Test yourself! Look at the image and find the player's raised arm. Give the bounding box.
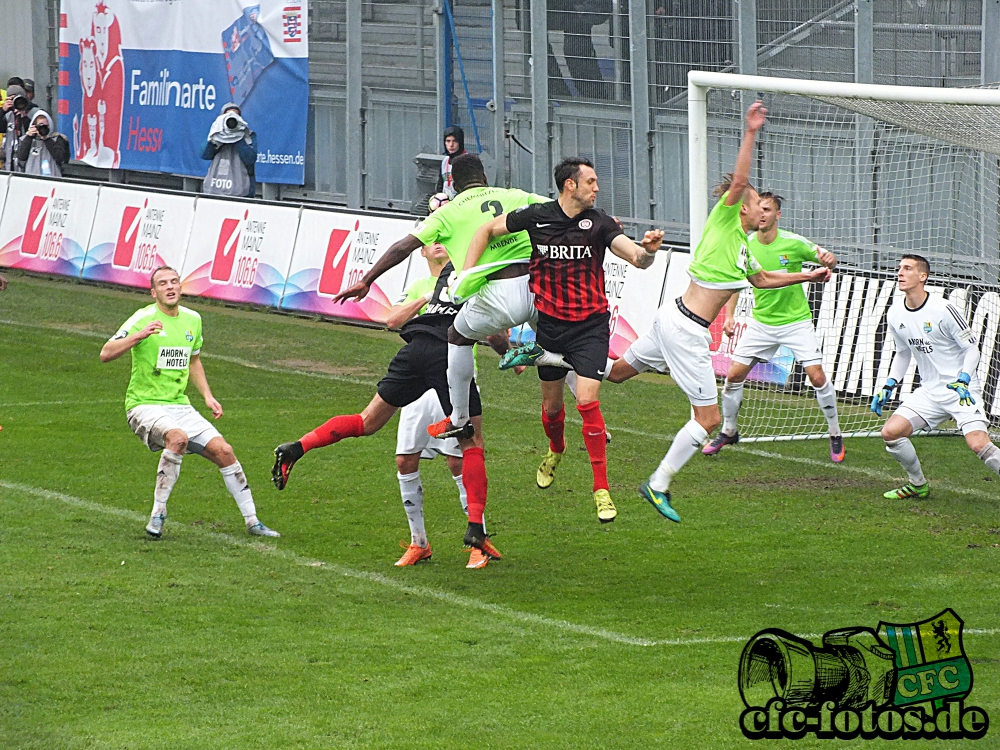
[385,293,432,331]
[609,229,664,269]
[99,319,162,362]
[748,265,831,289]
[462,215,510,272]
[332,233,424,304]
[725,101,767,207]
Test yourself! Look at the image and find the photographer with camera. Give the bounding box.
[17,110,69,177]
[1,83,40,172]
[200,102,257,198]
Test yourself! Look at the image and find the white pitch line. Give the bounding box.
[2,480,998,647]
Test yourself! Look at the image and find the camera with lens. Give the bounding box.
[225,116,240,130]
[739,627,897,709]
[12,95,29,112]
[35,122,49,138]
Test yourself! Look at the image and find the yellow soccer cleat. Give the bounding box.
[593,489,617,523]
[536,449,564,489]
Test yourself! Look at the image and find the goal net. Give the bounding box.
[687,73,1000,442]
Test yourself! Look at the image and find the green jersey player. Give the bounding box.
[703,192,842,461]
[603,101,833,521]
[100,266,279,539]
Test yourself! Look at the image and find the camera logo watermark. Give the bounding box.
[738,609,988,740]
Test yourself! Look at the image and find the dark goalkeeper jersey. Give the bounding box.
[506,201,623,322]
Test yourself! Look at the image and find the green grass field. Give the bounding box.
[2,272,999,749]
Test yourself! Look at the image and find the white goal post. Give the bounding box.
[685,72,1000,442]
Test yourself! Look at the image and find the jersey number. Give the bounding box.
[481,200,503,218]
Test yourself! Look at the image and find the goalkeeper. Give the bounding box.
[871,254,998,499]
[702,192,842,462]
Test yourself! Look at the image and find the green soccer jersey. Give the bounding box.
[112,304,204,412]
[399,275,437,312]
[411,186,550,301]
[747,229,819,327]
[687,192,761,289]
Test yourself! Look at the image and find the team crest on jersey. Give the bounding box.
[923,321,933,333]
[537,244,549,257]
[578,219,593,230]
[779,254,789,266]
[185,330,194,342]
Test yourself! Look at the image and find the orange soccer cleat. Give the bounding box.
[394,541,433,567]
[466,547,490,569]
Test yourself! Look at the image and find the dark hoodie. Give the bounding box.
[436,125,466,197]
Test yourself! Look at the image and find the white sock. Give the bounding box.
[220,462,258,526]
[884,438,926,486]
[565,370,578,399]
[977,443,1000,476]
[453,473,468,515]
[603,357,614,381]
[814,381,841,437]
[152,450,182,517]
[447,343,476,425]
[397,471,427,547]
[721,380,744,436]
[649,420,709,492]
[536,350,571,368]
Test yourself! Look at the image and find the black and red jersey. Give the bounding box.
[505,201,623,322]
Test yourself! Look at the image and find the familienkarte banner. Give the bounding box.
[82,187,195,287]
[180,198,300,306]
[59,1,308,184]
[281,209,419,324]
[0,176,99,277]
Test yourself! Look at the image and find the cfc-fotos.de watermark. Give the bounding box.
[738,609,989,740]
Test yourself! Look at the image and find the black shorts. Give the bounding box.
[377,334,482,418]
[535,310,610,382]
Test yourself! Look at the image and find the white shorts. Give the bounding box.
[623,297,718,407]
[126,404,221,454]
[396,389,462,459]
[732,319,824,368]
[453,274,538,340]
[896,387,989,435]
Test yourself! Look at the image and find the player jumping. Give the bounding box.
[871,254,1000,498]
[271,253,506,563]
[603,102,831,521]
[100,266,280,539]
[703,191,842,461]
[463,157,666,522]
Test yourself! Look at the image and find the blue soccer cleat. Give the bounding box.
[638,481,680,522]
[498,343,546,370]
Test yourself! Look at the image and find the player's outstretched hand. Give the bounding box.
[816,248,837,268]
[722,315,736,339]
[947,373,976,406]
[137,320,163,339]
[746,101,767,132]
[870,378,898,416]
[206,396,224,419]
[641,229,664,253]
[807,267,832,283]
[0,273,8,291]
[332,281,370,304]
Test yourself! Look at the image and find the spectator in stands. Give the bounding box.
[22,79,35,104]
[651,0,733,105]
[436,125,466,199]
[200,102,258,198]
[548,0,613,100]
[1,84,40,172]
[17,110,69,177]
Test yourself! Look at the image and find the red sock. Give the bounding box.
[462,447,487,524]
[299,414,364,453]
[541,405,566,454]
[577,401,608,491]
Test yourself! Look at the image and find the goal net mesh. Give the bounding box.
[702,86,1000,442]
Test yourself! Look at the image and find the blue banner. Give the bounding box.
[59,1,308,185]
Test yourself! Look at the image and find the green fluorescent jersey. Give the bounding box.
[747,229,819,327]
[687,192,761,289]
[112,304,204,412]
[399,274,437,313]
[411,186,550,300]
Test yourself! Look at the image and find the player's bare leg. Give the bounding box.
[804,364,844,462]
[146,428,187,538]
[704,360,753,455]
[272,395,398,490]
[880,414,929,499]
[202,436,279,537]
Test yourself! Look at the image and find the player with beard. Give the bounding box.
[463,157,667,522]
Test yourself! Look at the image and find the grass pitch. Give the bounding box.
[2,272,999,749]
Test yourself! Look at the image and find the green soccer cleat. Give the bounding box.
[536,449,563,489]
[638,480,681,522]
[499,343,545,370]
[883,482,930,500]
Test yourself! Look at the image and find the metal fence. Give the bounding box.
[42,0,1000,271]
